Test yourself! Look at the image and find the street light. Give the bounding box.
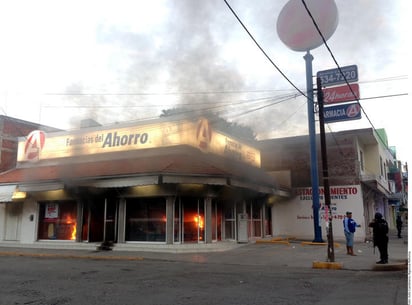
[277,0,339,243]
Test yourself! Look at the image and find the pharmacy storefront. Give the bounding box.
[0,117,289,249]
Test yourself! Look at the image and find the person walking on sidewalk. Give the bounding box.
[369,212,389,264]
[343,211,361,256]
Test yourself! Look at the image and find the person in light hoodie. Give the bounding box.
[343,211,361,256]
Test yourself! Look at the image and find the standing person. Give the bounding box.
[369,212,389,264]
[343,211,361,256]
[396,214,403,238]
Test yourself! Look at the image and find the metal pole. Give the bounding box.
[304,50,323,242]
[316,77,335,262]
[103,198,107,242]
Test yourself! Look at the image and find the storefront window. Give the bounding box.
[38,201,77,240]
[125,198,166,242]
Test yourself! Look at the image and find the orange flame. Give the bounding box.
[71,224,76,240]
[64,215,76,240]
[193,215,204,229]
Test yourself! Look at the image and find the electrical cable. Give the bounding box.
[301,0,403,155]
[223,0,307,99]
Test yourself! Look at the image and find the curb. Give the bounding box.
[0,251,144,261]
[312,261,343,270]
[372,262,407,271]
[301,241,341,248]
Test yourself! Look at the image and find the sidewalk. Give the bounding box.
[0,232,407,271]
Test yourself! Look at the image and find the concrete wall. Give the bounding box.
[272,185,366,242]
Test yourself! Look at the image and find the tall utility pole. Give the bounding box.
[316,77,335,262]
[304,51,323,242]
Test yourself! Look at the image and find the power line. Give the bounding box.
[300,0,398,156]
[359,93,408,101]
[43,88,297,96]
[38,74,406,97]
[223,0,307,99]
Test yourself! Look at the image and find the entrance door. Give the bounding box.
[264,206,272,236]
[247,201,262,238]
[183,198,204,243]
[85,198,117,243]
[174,197,205,243]
[223,205,236,240]
[5,202,22,241]
[211,200,222,241]
[104,198,117,242]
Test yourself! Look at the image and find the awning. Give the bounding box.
[0,184,17,202]
[78,176,160,188]
[162,175,227,185]
[18,182,64,192]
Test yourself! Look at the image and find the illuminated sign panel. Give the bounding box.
[17,119,261,167]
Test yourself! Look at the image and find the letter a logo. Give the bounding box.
[196,118,212,150]
[24,130,46,161]
[346,103,361,118]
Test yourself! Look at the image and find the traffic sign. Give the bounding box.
[323,102,361,123]
[317,65,358,87]
[323,83,360,104]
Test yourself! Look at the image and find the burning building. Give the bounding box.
[0,116,289,249]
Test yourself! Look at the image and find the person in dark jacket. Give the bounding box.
[396,214,403,238]
[369,212,389,264]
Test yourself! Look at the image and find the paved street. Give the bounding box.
[0,233,408,305]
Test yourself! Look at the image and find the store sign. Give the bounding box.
[17,118,261,167]
[317,65,358,87]
[323,103,362,123]
[297,186,363,225]
[323,83,360,104]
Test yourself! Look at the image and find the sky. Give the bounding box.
[0,0,409,163]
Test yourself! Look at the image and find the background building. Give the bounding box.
[259,128,407,242]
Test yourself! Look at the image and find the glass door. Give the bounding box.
[84,198,117,243]
[247,201,263,238]
[104,198,118,243]
[223,202,236,241]
[174,197,205,243]
[212,200,222,241]
[183,198,204,243]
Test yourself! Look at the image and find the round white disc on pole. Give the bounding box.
[277,0,338,52]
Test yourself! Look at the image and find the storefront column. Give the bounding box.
[166,197,174,244]
[117,198,126,243]
[205,197,212,243]
[76,200,83,242]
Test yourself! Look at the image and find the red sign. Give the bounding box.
[196,118,212,150]
[24,130,46,161]
[323,83,360,104]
